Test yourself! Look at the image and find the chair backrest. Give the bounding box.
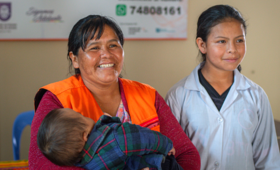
[12,110,35,160]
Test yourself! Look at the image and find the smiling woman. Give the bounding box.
[196,19,246,94]
[28,15,200,170]
[165,4,280,170]
[69,25,124,92]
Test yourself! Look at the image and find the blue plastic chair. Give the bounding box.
[12,110,35,160]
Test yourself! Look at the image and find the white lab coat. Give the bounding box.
[166,63,280,170]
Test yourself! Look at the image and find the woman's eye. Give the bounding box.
[236,39,244,43]
[109,44,117,48]
[90,46,99,50]
[217,40,226,43]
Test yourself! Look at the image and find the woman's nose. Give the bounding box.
[100,47,111,58]
[227,42,237,54]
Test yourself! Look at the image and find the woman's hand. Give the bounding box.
[103,112,112,117]
[168,147,176,156]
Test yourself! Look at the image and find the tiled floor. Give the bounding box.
[275,120,280,149]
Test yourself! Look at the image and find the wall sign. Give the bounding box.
[0,0,188,40]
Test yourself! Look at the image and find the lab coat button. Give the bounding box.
[214,161,219,167]
[218,117,223,122]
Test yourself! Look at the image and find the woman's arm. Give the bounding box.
[155,91,201,170]
[252,90,280,169]
[29,91,83,170]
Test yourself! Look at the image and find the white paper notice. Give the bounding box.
[0,0,188,40]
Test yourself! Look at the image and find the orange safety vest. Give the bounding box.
[35,75,160,132]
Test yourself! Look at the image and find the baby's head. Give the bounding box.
[37,108,95,166]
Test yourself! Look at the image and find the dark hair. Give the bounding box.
[196,5,246,71]
[37,109,87,166]
[67,15,124,75]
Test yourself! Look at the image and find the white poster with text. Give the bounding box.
[0,0,187,40]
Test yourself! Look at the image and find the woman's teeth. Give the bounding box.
[99,64,114,68]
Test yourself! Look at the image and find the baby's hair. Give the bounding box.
[37,108,87,166]
[196,5,246,71]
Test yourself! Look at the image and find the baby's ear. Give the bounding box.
[82,132,88,142]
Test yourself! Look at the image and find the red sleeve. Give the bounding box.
[155,91,201,170]
[28,91,84,170]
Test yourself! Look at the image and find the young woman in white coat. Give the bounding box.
[165,4,280,170]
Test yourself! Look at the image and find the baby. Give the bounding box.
[37,108,177,170]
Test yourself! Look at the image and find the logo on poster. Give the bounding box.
[0,3,11,21]
[26,7,62,22]
[116,4,126,16]
[155,28,174,33]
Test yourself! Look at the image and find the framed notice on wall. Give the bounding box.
[0,0,188,40]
